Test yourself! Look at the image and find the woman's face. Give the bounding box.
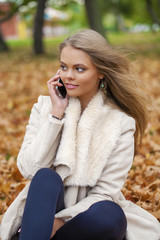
[59,45,103,105]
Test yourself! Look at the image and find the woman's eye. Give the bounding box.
[76,67,85,72]
[60,65,67,71]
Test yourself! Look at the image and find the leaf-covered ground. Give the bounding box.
[0,50,160,224]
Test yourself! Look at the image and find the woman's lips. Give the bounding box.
[65,83,78,89]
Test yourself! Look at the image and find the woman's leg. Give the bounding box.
[19,168,65,240]
[53,200,127,240]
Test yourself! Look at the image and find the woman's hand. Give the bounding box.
[47,70,69,119]
[50,218,65,239]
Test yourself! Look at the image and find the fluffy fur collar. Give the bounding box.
[54,91,124,186]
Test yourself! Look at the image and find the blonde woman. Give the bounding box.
[1,29,160,240]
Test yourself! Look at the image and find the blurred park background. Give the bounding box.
[0,0,160,225]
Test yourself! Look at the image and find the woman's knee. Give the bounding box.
[31,168,63,191]
[91,200,126,225]
[82,200,127,239]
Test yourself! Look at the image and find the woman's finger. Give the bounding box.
[47,80,62,95]
[47,70,60,84]
[47,75,60,84]
[50,81,62,87]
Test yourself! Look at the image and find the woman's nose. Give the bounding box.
[65,69,74,80]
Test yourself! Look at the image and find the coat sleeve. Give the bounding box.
[55,115,135,222]
[17,96,64,180]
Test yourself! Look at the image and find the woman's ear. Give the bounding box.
[99,74,104,80]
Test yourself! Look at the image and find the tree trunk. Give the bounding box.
[33,0,47,54]
[145,0,160,26]
[0,27,9,52]
[84,0,106,38]
[157,0,160,8]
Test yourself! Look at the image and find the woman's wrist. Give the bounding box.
[51,108,64,120]
[52,115,62,121]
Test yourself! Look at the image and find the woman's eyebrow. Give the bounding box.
[59,60,66,65]
[60,60,87,68]
[74,63,88,68]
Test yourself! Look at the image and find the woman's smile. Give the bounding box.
[65,83,79,89]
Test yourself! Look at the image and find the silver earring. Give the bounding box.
[100,79,107,91]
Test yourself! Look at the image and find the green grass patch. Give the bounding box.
[108,31,160,58]
[108,31,160,45]
[4,35,67,60]
[6,38,33,48]
[3,31,160,59]
[6,35,66,49]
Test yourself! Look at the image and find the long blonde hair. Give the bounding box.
[59,29,148,153]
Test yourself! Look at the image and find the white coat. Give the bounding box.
[1,91,160,240]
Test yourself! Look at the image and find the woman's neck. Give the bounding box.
[79,90,99,114]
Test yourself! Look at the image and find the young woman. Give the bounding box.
[1,29,160,240]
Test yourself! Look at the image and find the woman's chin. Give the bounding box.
[67,91,79,98]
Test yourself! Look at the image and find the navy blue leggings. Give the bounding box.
[19,168,127,240]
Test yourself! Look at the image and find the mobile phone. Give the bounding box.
[55,78,67,99]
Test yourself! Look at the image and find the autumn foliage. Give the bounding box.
[0,46,160,224]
